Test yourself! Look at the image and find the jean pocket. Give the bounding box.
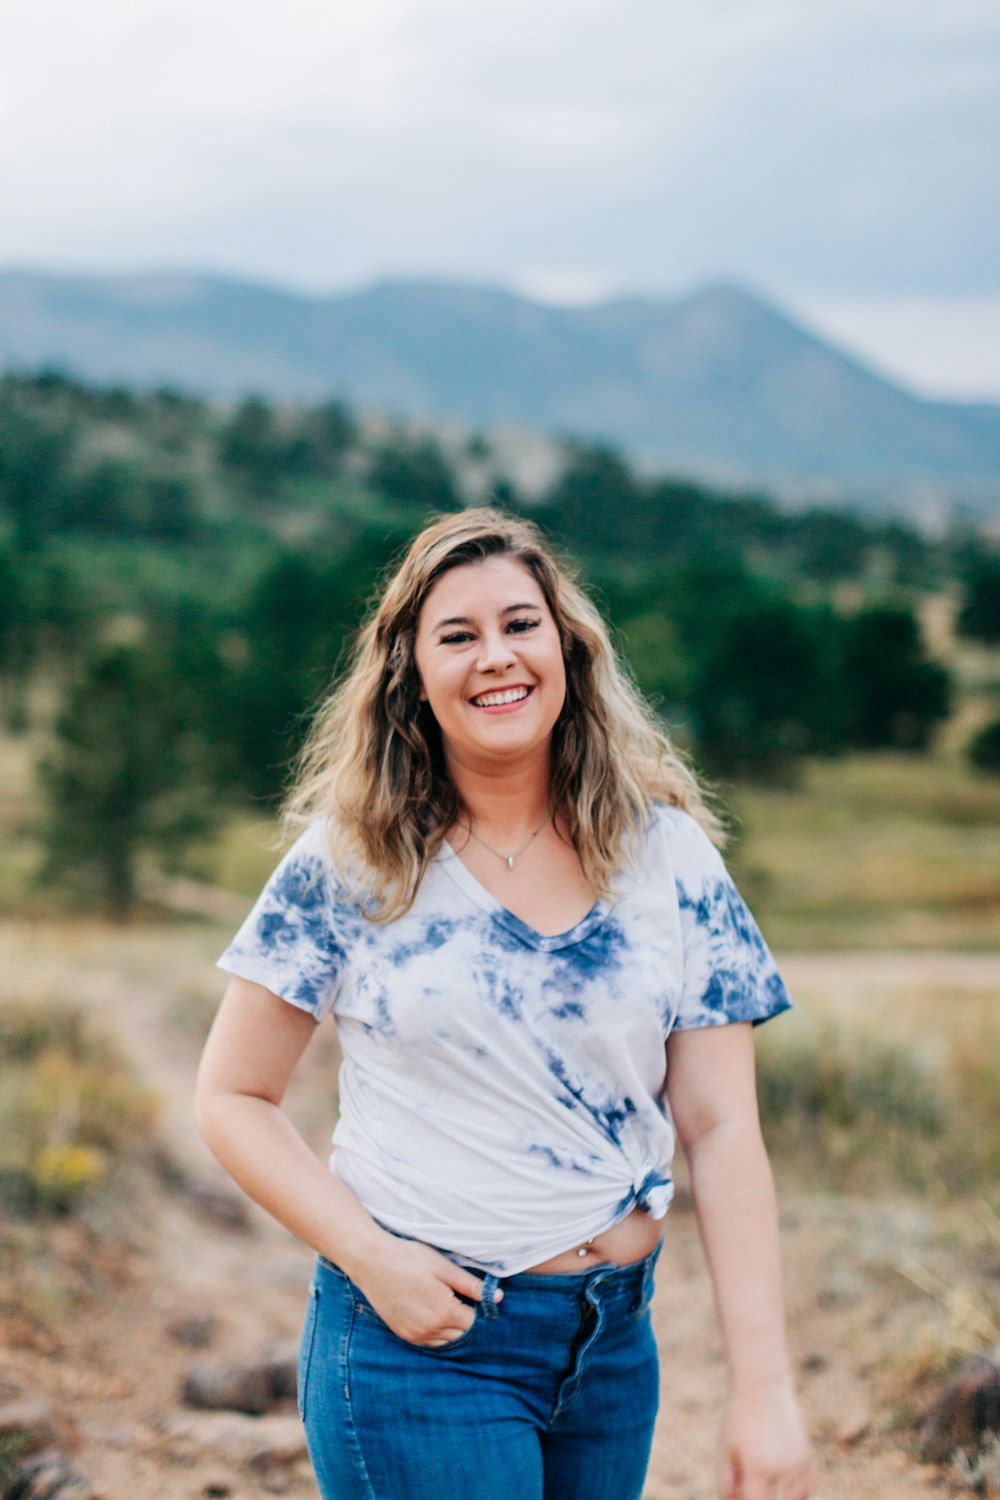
[354,1293,481,1352]
[297,1281,320,1420]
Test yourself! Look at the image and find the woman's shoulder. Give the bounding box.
[647,800,725,870]
[258,816,347,903]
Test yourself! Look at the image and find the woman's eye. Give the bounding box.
[441,632,473,644]
[508,618,541,634]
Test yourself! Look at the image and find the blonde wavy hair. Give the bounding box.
[282,507,723,919]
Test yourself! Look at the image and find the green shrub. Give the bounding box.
[0,998,158,1217]
[967,718,1000,774]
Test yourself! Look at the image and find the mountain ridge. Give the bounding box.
[0,268,997,512]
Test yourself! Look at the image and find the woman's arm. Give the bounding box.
[194,976,496,1344]
[665,1022,812,1500]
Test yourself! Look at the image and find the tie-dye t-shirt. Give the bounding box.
[217,802,792,1274]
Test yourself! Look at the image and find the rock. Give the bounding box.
[258,1342,298,1402]
[199,1473,233,1498]
[0,1400,78,1456]
[836,1408,871,1447]
[182,1364,273,1417]
[3,1451,97,1500]
[167,1313,218,1349]
[918,1354,1000,1462]
[159,1412,308,1469]
[181,1344,299,1415]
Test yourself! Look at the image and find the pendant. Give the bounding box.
[576,1245,588,1258]
[506,855,514,869]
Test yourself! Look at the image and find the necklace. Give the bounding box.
[465,813,551,870]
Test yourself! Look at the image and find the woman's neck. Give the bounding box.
[444,749,551,839]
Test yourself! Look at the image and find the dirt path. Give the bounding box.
[2,921,990,1499]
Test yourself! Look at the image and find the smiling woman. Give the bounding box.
[194,508,812,1500]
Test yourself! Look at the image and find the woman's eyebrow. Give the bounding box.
[433,603,541,631]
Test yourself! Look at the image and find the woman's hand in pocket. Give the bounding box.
[354,1237,501,1347]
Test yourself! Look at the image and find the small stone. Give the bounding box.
[836,1409,871,1447]
[918,1354,1000,1462]
[258,1342,298,1402]
[182,1364,273,1417]
[181,1344,299,1415]
[200,1472,233,1497]
[168,1314,218,1349]
[160,1412,308,1469]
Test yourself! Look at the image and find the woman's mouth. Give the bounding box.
[469,685,534,713]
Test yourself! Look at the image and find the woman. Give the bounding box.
[195,508,812,1500]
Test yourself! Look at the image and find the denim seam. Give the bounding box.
[297,1282,320,1423]
[339,1297,379,1500]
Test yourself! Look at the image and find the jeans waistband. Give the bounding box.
[367,1216,662,1300]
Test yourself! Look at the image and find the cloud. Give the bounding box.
[0,0,997,315]
[793,295,1000,402]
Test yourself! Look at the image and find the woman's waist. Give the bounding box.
[517,1203,663,1274]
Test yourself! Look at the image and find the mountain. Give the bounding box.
[0,269,997,508]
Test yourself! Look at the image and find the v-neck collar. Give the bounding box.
[436,839,614,952]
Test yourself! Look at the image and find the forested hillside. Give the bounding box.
[4,273,1000,504]
[2,369,997,916]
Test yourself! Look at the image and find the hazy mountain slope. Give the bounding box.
[0,269,997,494]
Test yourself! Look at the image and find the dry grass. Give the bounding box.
[759,962,1000,1196]
[729,749,1000,949]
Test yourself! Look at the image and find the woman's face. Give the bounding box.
[413,556,567,769]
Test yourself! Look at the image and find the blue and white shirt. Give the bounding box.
[217,803,792,1274]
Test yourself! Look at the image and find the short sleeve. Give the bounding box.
[216,819,346,1023]
[661,808,793,1032]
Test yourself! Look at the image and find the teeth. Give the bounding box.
[472,687,530,707]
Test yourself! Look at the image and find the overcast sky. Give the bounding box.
[3,0,999,397]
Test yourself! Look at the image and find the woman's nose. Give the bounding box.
[476,631,517,672]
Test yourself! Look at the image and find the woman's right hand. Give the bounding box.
[350,1235,502,1347]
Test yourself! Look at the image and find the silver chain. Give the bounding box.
[464,813,551,870]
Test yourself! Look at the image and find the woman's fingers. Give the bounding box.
[723,1457,812,1500]
[444,1263,503,1303]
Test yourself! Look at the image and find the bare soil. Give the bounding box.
[3,922,998,1500]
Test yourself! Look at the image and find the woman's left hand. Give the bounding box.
[719,1381,812,1500]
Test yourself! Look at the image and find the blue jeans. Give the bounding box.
[297,1239,662,1500]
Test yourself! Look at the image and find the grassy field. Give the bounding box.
[4,722,1000,950]
[728,749,1000,950]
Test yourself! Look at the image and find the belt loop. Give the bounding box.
[480,1272,501,1318]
